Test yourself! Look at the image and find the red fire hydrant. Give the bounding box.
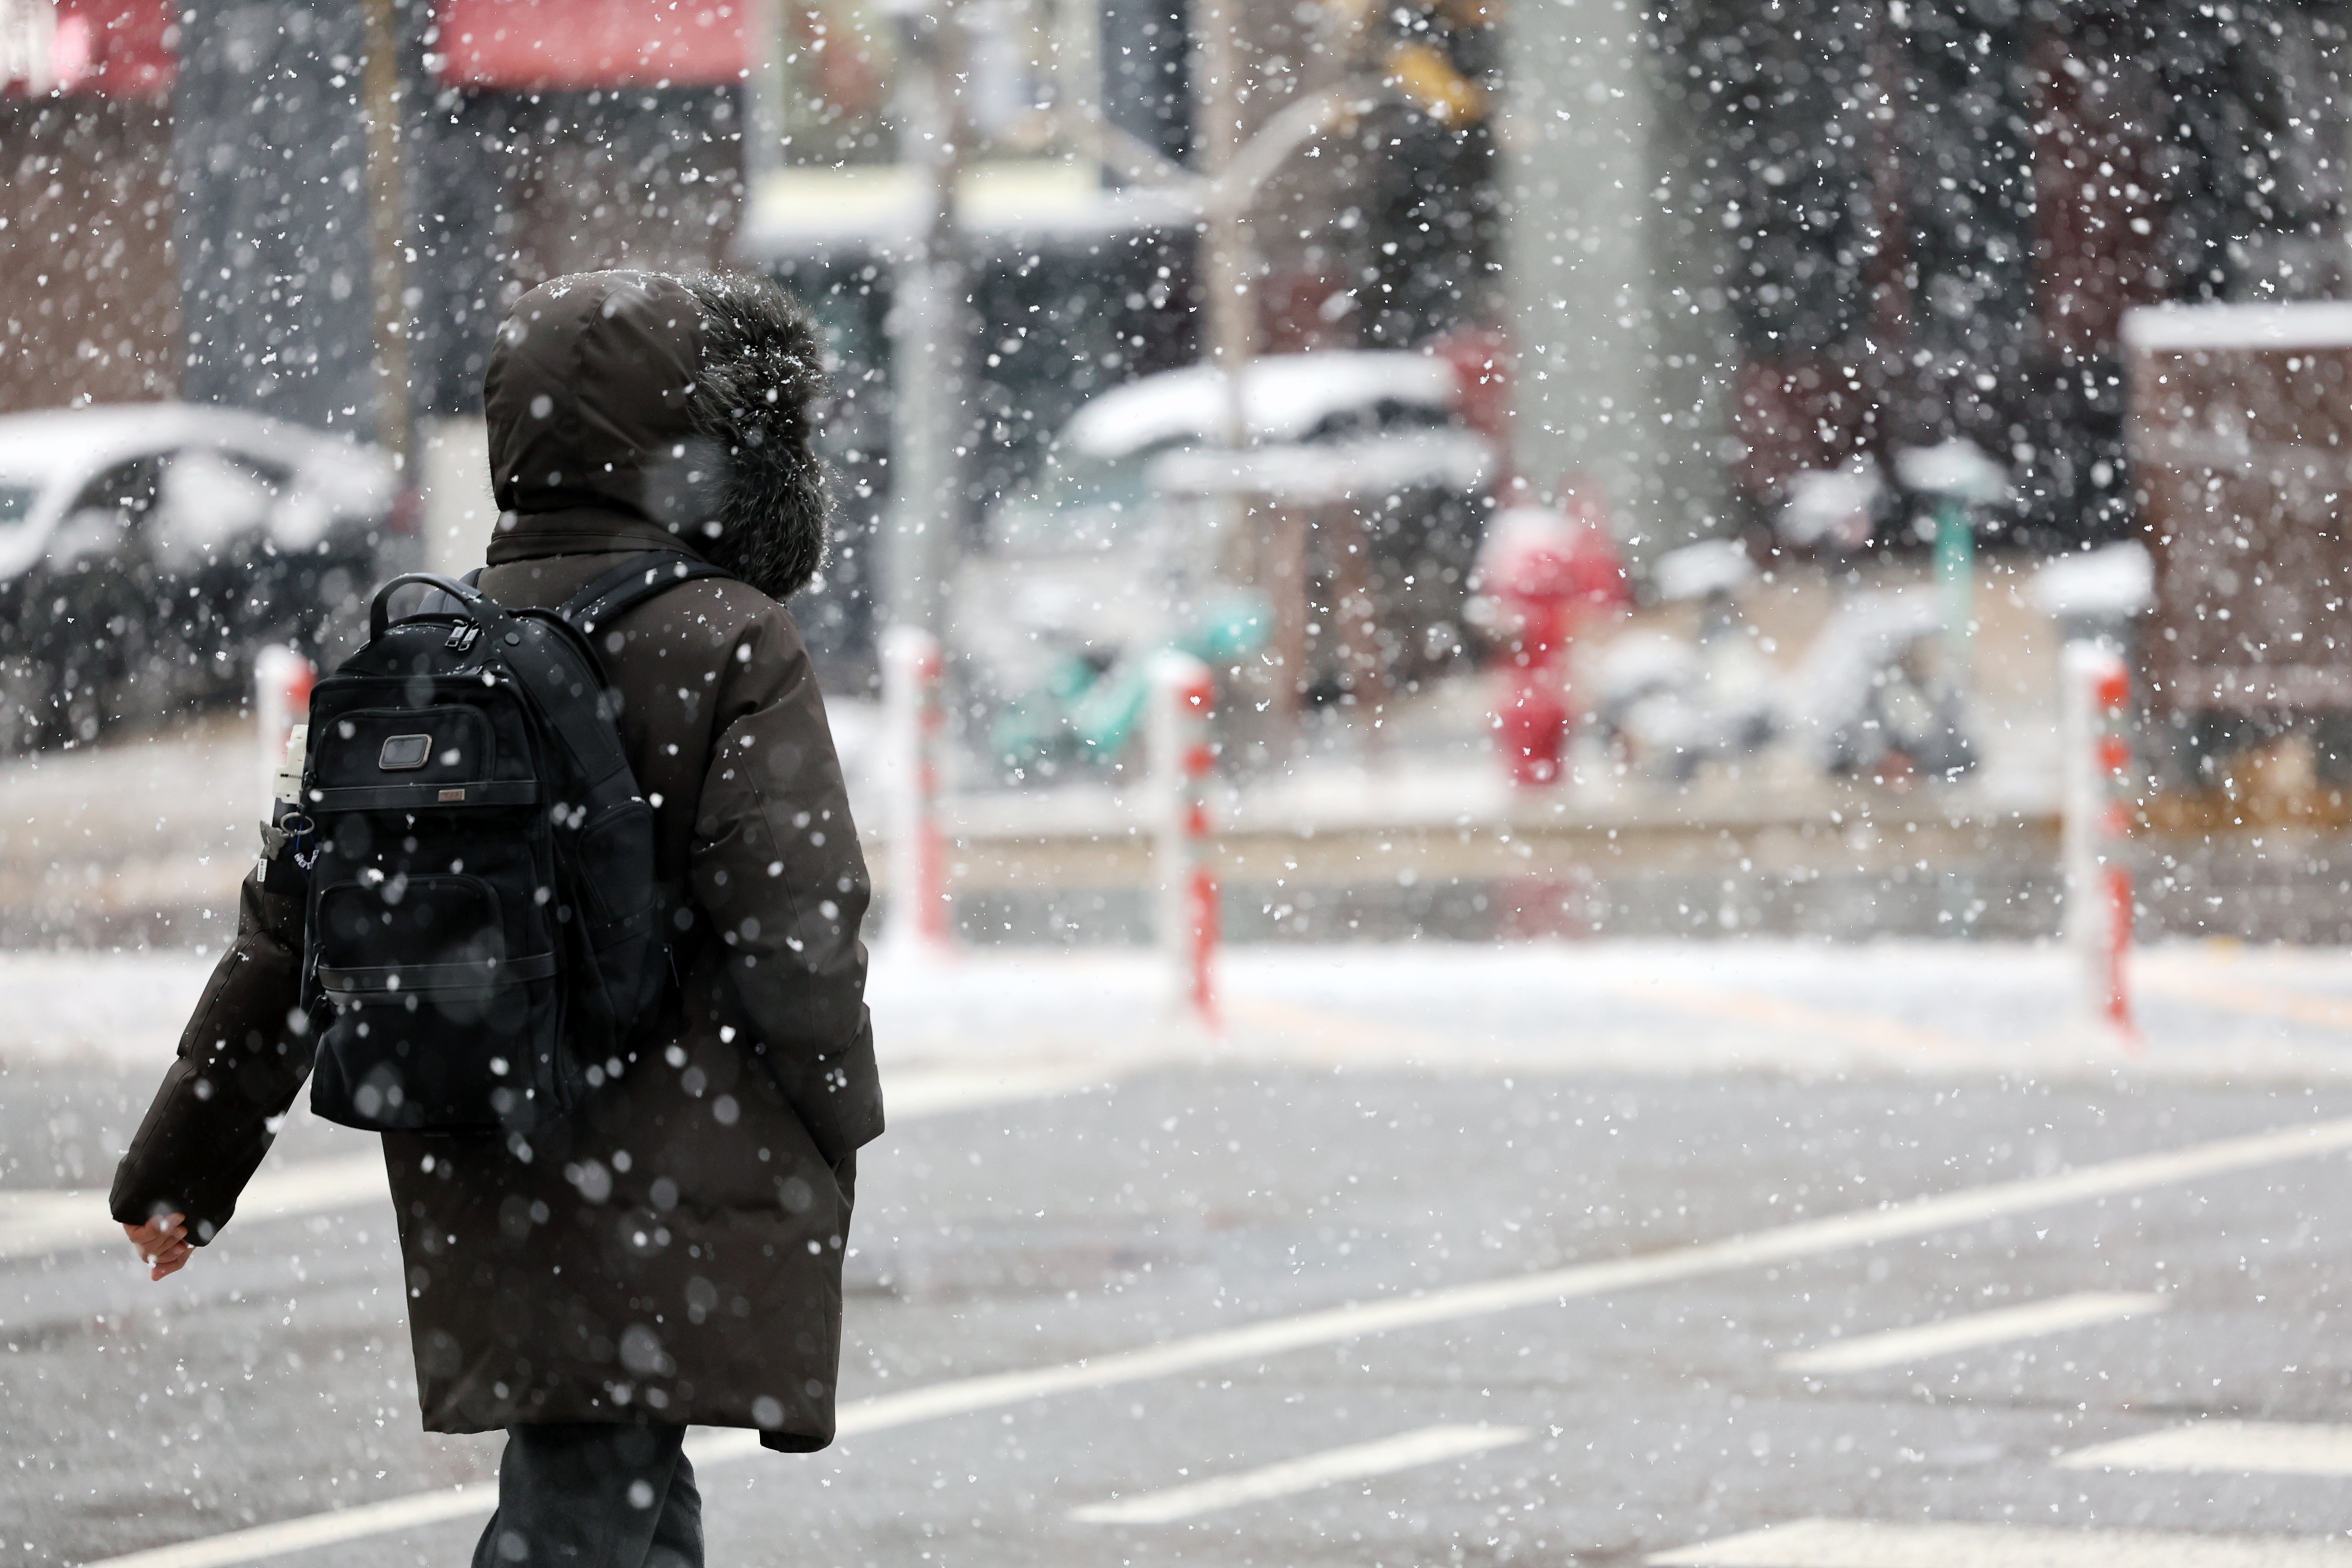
[1476,486,1629,787]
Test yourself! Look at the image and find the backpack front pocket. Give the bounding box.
[309,874,560,1130]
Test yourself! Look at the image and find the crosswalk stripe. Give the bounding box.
[1069,1423,1529,1524]
[1778,1290,2166,1375]
[2061,1421,2352,1478]
[1649,1517,2352,1567]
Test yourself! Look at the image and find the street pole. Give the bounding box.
[360,0,410,472]
[884,2,969,641]
[1192,0,1257,439]
[1190,0,1275,741]
[744,0,787,185]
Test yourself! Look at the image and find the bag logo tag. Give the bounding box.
[379,734,433,771]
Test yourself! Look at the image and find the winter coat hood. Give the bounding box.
[485,269,831,600]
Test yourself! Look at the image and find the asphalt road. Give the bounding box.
[10,1048,2352,1568]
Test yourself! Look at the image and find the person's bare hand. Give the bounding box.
[123,1214,192,1281]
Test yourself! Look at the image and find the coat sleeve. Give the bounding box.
[687,606,883,1165]
[110,858,314,1242]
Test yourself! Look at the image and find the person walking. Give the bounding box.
[112,269,883,1568]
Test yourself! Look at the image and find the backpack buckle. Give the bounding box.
[446,621,483,653]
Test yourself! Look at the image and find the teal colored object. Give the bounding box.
[987,591,1273,775]
[1935,497,1973,677]
[1186,591,1271,663]
[1070,667,1152,756]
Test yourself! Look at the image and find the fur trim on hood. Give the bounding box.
[483,269,832,600]
[677,273,832,601]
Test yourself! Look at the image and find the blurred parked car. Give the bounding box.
[0,403,393,751]
[953,350,1496,776]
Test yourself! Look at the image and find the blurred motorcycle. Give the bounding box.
[985,591,1271,778]
[1593,478,1977,783]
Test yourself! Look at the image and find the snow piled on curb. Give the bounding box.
[4,939,2350,1082]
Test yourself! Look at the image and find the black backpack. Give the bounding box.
[295,551,730,1134]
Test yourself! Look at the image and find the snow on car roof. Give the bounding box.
[0,403,387,490]
[2121,299,2352,353]
[1062,351,1460,460]
[1146,427,1494,503]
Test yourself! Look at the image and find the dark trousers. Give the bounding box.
[472,1422,701,1568]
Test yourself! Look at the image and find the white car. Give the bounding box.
[0,403,395,748]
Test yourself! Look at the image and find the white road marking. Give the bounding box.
[75,1113,2352,1568]
[883,1061,1107,1119]
[1778,1290,2167,1375]
[69,1486,492,1568]
[2,1152,389,1263]
[2060,1421,2352,1477]
[4,1064,1100,1264]
[1649,1517,2352,1567]
[1068,1423,1529,1525]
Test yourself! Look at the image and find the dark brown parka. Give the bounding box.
[112,270,882,1452]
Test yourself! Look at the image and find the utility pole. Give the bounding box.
[361,0,411,470]
[883,1,970,641]
[1189,0,1284,742]
[1191,0,1257,446]
[744,0,789,185]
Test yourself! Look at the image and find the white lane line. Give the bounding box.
[78,1114,2352,1568]
[1069,1423,1529,1526]
[1649,1517,2352,1567]
[2060,1421,2352,1478]
[7,1064,1101,1264]
[1778,1290,2167,1375]
[1,1151,390,1263]
[70,1486,493,1568]
[884,1061,1108,1119]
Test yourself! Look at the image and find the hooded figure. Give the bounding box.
[112,271,881,1567]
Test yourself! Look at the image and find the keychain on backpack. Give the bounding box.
[257,721,315,880]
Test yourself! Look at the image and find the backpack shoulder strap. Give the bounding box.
[558,551,736,635]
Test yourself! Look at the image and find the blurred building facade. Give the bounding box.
[2,0,1505,683]
[9,0,2340,620]
[1508,0,2351,558]
[0,0,177,415]
[0,0,743,429]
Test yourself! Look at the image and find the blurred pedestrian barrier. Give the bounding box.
[1150,650,1219,1029]
[883,625,952,954]
[2062,640,2136,1037]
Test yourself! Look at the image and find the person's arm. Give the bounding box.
[111,851,314,1268]
[687,607,883,1164]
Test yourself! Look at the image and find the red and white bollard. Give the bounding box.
[2061,640,2136,1039]
[1150,650,1220,1031]
[253,646,315,809]
[882,625,953,952]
